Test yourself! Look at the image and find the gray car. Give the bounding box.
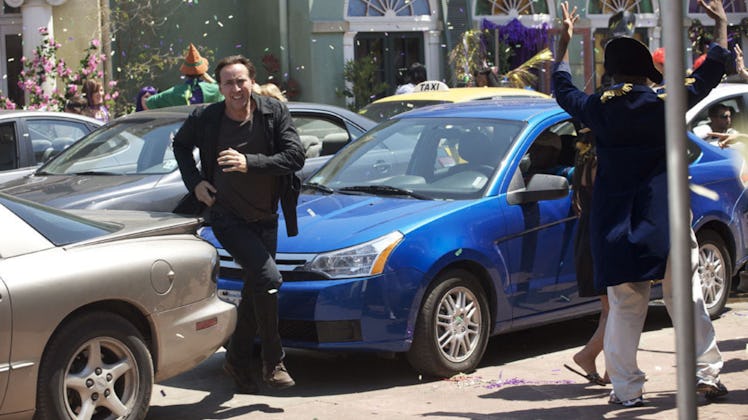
[0,192,236,419]
[0,110,102,184]
[0,103,375,212]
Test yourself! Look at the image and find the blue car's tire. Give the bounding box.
[407,269,490,377]
[696,230,731,319]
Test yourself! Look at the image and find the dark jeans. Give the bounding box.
[210,208,284,369]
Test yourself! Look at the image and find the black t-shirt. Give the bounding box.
[213,110,279,222]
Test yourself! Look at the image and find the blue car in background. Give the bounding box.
[207,98,748,377]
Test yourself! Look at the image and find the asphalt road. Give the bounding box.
[146,295,748,419]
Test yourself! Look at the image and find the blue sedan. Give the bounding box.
[209,98,748,377]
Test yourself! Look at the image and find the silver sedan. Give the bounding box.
[0,192,236,419]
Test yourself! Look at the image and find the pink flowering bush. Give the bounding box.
[0,27,120,112]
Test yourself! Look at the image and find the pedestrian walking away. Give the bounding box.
[552,0,730,408]
[172,54,305,394]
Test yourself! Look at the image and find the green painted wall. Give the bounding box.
[287,0,346,106]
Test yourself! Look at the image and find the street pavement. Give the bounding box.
[147,294,748,419]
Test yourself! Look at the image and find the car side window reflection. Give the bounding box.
[0,122,17,170]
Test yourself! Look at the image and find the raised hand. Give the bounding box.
[698,0,727,22]
[560,1,579,43]
[555,1,579,63]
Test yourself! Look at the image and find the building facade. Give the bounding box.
[2,1,748,108]
[252,0,748,105]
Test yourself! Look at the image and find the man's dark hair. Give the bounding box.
[708,103,731,118]
[408,62,427,84]
[215,55,256,83]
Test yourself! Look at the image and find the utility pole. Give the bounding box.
[99,0,113,87]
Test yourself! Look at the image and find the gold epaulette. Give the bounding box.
[600,83,633,103]
[654,78,695,101]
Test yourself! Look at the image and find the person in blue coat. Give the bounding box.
[553,0,730,407]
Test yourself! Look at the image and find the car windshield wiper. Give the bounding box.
[338,185,428,200]
[69,171,121,176]
[302,182,334,194]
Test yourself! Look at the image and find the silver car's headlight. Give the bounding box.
[304,231,404,278]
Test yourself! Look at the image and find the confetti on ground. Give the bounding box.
[445,371,575,389]
[484,377,576,389]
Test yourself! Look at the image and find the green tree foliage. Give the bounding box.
[109,0,215,114]
[339,54,389,112]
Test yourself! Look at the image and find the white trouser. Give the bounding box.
[604,227,723,401]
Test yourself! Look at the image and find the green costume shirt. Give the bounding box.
[146,80,223,109]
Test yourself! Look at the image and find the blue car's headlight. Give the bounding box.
[304,231,404,278]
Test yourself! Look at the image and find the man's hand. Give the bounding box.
[699,0,727,48]
[698,0,726,22]
[217,148,248,173]
[707,131,748,148]
[556,2,579,63]
[560,1,578,43]
[194,180,217,206]
[735,45,748,80]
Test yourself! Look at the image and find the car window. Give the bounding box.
[519,122,577,182]
[41,118,184,175]
[27,119,92,164]
[0,122,17,170]
[293,116,350,158]
[689,94,748,136]
[309,117,523,200]
[358,100,447,122]
[0,194,118,246]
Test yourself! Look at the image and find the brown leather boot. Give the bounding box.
[262,361,295,389]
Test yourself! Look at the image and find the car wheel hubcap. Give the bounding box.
[64,337,139,420]
[435,286,482,363]
[699,243,726,310]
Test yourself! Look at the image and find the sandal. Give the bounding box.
[564,363,608,386]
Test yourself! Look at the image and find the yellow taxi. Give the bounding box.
[359,81,550,122]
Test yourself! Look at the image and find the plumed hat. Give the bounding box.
[180,44,209,76]
[604,37,663,84]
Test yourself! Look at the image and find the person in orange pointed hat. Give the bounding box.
[146,43,223,109]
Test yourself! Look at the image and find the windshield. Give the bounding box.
[40,117,185,175]
[0,194,118,246]
[359,100,448,122]
[308,117,524,200]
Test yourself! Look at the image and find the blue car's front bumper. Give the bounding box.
[215,261,423,353]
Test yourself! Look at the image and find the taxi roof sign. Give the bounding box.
[415,80,449,92]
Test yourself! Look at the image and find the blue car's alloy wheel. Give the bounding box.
[407,269,490,377]
[697,230,731,319]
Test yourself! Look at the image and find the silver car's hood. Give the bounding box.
[66,209,203,247]
[0,173,184,212]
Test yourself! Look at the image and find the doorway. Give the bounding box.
[354,32,424,98]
